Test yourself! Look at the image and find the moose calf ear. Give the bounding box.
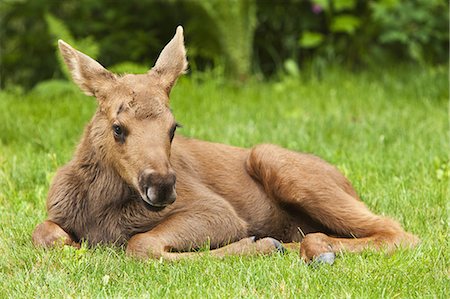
[58,40,115,96]
[150,26,188,94]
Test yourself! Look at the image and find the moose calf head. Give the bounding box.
[58,27,188,208]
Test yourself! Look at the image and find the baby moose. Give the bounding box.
[32,26,419,263]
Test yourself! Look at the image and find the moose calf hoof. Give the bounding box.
[255,237,286,255]
[313,252,336,265]
[300,232,334,262]
[268,238,287,254]
[126,234,162,260]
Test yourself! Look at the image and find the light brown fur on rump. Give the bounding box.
[32,27,419,261]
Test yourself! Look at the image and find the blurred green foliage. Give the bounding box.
[0,0,448,89]
[191,0,256,81]
[45,13,100,79]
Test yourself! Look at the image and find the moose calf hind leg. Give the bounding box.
[300,230,420,262]
[247,144,420,262]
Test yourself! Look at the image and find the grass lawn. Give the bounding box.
[0,65,448,298]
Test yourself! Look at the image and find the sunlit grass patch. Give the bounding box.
[0,65,447,298]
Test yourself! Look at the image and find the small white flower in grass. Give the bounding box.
[102,275,110,285]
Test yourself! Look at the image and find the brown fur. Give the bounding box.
[32,27,419,262]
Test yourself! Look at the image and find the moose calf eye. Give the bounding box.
[112,124,124,141]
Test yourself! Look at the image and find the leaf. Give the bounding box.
[330,15,361,34]
[379,31,409,43]
[299,31,324,48]
[334,0,357,12]
[283,59,300,77]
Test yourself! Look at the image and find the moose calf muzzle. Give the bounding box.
[139,170,177,207]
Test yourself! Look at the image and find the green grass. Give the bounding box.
[0,65,448,298]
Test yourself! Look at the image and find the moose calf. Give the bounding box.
[32,26,419,263]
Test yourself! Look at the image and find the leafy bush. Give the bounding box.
[0,0,448,89]
[0,0,56,89]
[370,0,448,64]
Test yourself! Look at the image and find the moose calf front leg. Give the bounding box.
[126,233,285,261]
[32,220,79,248]
[126,207,285,261]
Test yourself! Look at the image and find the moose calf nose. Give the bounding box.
[139,170,177,207]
